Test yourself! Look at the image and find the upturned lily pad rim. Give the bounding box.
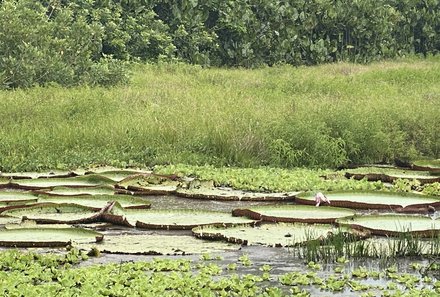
[103,206,257,230]
[37,194,151,211]
[296,190,440,212]
[232,205,355,224]
[0,227,104,247]
[192,222,344,247]
[337,214,440,237]
[2,202,111,224]
[175,188,299,202]
[8,174,116,190]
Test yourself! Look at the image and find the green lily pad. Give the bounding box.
[117,173,181,195]
[295,191,440,212]
[0,228,103,247]
[0,216,22,225]
[78,234,239,255]
[192,223,342,247]
[0,191,38,204]
[176,187,299,201]
[2,203,105,224]
[38,185,116,196]
[412,159,440,171]
[9,175,115,190]
[0,171,78,180]
[344,167,440,184]
[232,205,355,224]
[337,214,440,237]
[103,205,256,229]
[85,170,149,182]
[38,195,150,210]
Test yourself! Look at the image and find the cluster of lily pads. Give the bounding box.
[0,160,439,258]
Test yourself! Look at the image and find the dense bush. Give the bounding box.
[1,0,439,88]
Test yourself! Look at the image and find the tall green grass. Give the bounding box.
[0,57,439,171]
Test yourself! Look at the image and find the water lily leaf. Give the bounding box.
[0,228,103,247]
[117,173,181,195]
[0,216,22,225]
[9,175,115,190]
[337,214,440,237]
[176,187,299,201]
[0,171,78,180]
[232,205,355,224]
[296,191,440,212]
[0,191,38,204]
[37,185,116,196]
[103,205,256,229]
[78,234,239,255]
[2,203,106,224]
[412,159,440,173]
[37,194,150,211]
[85,170,149,182]
[192,222,342,247]
[345,167,440,185]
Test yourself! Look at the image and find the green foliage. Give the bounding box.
[0,0,128,89]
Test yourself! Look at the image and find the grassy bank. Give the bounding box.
[0,57,439,172]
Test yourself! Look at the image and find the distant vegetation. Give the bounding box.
[1,0,439,88]
[0,58,438,171]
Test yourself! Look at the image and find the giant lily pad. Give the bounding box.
[232,205,355,224]
[2,203,106,224]
[85,170,149,182]
[103,204,256,229]
[116,173,181,195]
[78,234,238,255]
[344,167,440,185]
[0,191,38,204]
[0,216,22,225]
[295,191,440,213]
[192,223,343,247]
[337,214,440,237]
[38,185,116,196]
[37,194,150,210]
[411,159,440,173]
[176,187,299,201]
[9,174,115,190]
[0,228,103,247]
[0,170,78,180]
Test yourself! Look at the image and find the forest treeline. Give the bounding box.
[1,0,439,88]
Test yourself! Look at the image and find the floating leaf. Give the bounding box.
[37,195,150,210]
[193,222,342,247]
[232,205,355,224]
[176,187,299,201]
[2,203,106,224]
[78,234,238,255]
[0,171,78,180]
[337,214,440,237]
[103,205,255,229]
[0,228,103,247]
[117,173,181,195]
[85,170,149,182]
[296,191,440,212]
[9,175,115,190]
[345,167,439,185]
[37,185,116,196]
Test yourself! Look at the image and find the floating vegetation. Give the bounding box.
[337,214,440,237]
[2,203,107,224]
[232,205,355,224]
[192,222,344,247]
[78,234,239,255]
[296,191,440,213]
[103,204,255,229]
[0,228,103,247]
[8,175,115,190]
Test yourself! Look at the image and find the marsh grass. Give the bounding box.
[0,57,439,171]
[294,229,440,263]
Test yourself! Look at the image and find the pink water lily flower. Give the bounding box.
[314,192,330,207]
